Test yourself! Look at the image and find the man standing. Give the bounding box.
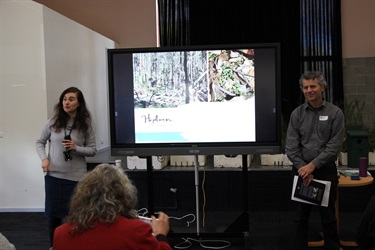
[286,71,345,249]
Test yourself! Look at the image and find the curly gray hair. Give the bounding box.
[65,163,138,235]
[299,71,327,90]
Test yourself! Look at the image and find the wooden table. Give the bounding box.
[308,174,374,248]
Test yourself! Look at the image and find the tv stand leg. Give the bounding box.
[243,231,251,249]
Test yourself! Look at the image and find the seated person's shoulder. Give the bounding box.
[0,232,16,250]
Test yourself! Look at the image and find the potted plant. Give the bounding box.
[339,99,365,165]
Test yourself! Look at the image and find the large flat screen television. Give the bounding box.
[107,43,281,156]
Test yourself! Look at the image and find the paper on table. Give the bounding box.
[291,175,331,207]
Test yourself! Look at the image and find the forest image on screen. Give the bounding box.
[132,49,256,143]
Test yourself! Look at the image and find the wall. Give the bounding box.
[341,0,375,129]
[32,0,158,48]
[0,0,114,211]
[341,0,375,58]
[42,4,114,149]
[0,0,47,211]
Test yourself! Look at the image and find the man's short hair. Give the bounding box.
[299,71,327,90]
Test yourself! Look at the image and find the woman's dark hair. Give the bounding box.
[50,87,92,138]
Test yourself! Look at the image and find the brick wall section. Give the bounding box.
[343,57,375,129]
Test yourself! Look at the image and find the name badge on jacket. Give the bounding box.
[319,116,328,121]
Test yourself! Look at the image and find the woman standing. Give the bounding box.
[36,87,96,248]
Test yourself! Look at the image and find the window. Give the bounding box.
[300,0,343,104]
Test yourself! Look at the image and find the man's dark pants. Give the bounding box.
[292,163,340,250]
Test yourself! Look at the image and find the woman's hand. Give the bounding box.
[41,159,50,173]
[62,139,77,152]
[152,212,170,236]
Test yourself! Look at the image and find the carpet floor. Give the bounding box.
[0,210,363,250]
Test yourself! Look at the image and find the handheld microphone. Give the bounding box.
[63,135,72,161]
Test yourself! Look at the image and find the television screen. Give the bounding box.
[107,43,281,156]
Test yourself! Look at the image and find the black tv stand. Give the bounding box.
[144,155,251,248]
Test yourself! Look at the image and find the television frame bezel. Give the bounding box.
[107,43,282,157]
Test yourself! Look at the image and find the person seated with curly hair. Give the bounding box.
[53,163,172,250]
[0,233,16,250]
